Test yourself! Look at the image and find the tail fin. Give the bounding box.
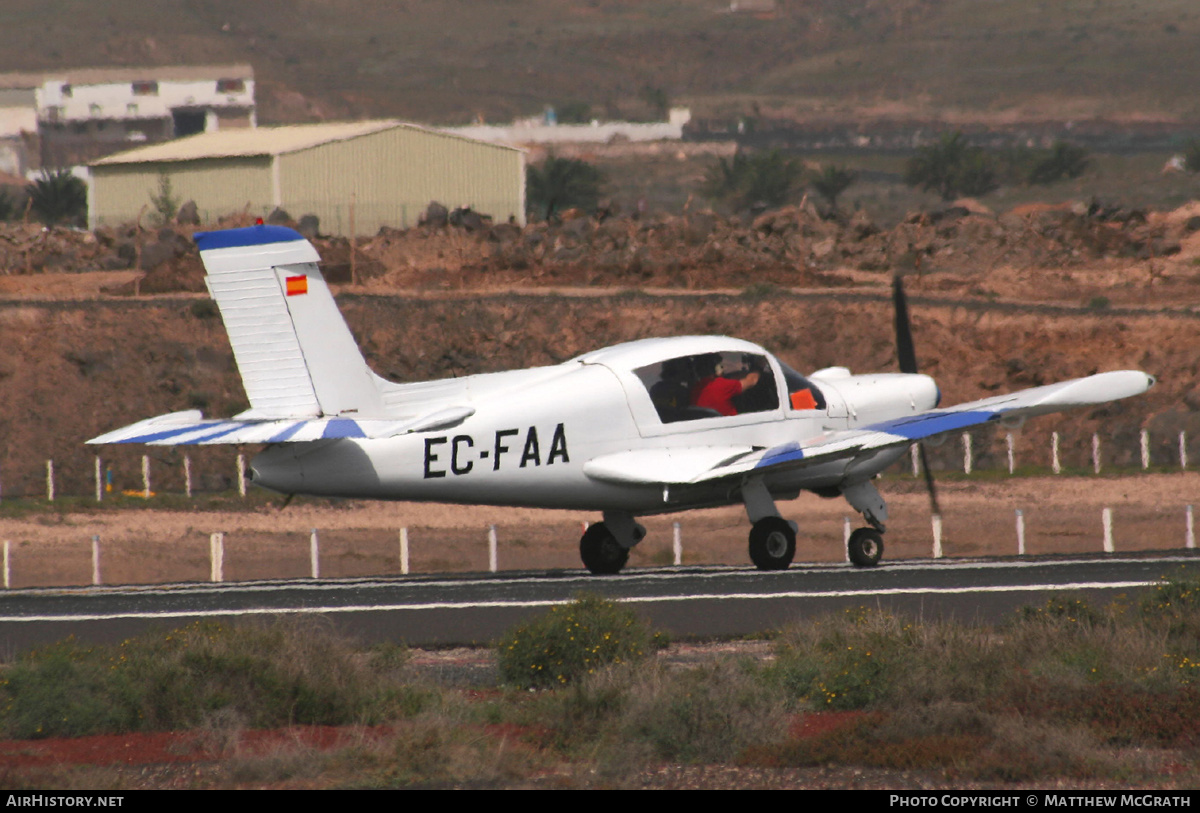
[196,225,386,419]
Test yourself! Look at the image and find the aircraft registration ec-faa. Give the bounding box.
[88,224,1155,574]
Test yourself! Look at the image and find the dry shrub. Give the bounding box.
[0,618,414,738]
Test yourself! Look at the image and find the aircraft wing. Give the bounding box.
[87,406,475,446]
[583,370,1154,486]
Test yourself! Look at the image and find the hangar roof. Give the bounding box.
[92,120,522,167]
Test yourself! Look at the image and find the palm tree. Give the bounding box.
[526,155,605,220]
[810,164,858,212]
[28,170,87,227]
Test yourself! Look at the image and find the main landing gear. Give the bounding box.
[579,511,646,575]
[578,478,890,574]
[748,516,796,570]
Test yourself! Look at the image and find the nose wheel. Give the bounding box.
[748,516,796,570]
[847,527,884,567]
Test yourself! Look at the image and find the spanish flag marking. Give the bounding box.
[285,275,308,296]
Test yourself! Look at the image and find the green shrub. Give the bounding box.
[0,620,406,739]
[770,607,915,710]
[1018,593,1104,626]
[495,594,662,689]
[1027,141,1090,184]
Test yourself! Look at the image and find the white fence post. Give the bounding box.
[46,459,54,501]
[1102,507,1114,553]
[209,532,225,582]
[237,454,247,497]
[310,528,320,579]
[1140,429,1150,470]
[488,524,498,573]
[91,535,101,585]
[1187,505,1195,551]
[962,432,973,475]
[932,514,943,559]
[1092,433,1102,475]
[843,517,851,562]
[184,455,193,498]
[1016,509,1026,556]
[1052,432,1061,474]
[911,445,920,477]
[1006,433,1015,475]
[94,457,102,502]
[399,527,410,575]
[1181,431,1189,470]
[2,540,9,589]
[672,521,682,566]
[142,454,151,499]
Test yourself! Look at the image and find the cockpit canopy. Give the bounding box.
[577,336,827,427]
[631,348,825,424]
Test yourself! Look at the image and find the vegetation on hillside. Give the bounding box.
[4,1,1198,126]
[7,584,1200,788]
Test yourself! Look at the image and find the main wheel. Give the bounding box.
[748,516,796,571]
[580,522,629,575]
[847,527,884,568]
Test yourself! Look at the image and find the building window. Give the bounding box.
[131,80,158,96]
[216,78,245,93]
[89,103,102,116]
[45,106,62,121]
[61,84,72,98]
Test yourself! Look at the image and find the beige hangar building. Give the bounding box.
[88,120,526,234]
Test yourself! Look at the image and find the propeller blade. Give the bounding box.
[918,444,942,518]
[893,275,918,374]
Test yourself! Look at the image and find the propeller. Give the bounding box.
[892,275,943,519]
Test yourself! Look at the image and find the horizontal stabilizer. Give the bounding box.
[87,405,475,446]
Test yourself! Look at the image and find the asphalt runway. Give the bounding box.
[3,551,1199,652]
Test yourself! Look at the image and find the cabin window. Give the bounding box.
[634,352,779,423]
[778,361,826,411]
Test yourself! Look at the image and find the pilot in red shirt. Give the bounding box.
[691,354,761,416]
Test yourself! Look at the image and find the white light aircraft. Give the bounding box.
[89,225,1155,574]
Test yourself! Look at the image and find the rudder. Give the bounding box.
[196,225,385,419]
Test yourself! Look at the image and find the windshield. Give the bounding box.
[777,361,827,411]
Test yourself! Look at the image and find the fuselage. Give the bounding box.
[249,336,939,514]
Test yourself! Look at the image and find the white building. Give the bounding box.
[0,64,255,175]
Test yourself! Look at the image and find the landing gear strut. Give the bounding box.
[847,527,884,568]
[748,516,796,570]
